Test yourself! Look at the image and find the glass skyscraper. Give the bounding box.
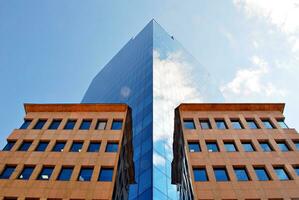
[82,20,223,200]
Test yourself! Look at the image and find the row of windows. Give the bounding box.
[193,165,299,182]
[0,165,114,182]
[20,118,123,130]
[2,140,119,153]
[188,139,299,153]
[183,117,288,130]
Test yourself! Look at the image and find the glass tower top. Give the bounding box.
[82,19,223,200]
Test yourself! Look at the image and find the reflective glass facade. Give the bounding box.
[82,20,223,199]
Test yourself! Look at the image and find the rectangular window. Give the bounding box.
[79,119,92,130]
[77,167,93,181]
[259,141,273,152]
[215,119,228,129]
[70,142,83,152]
[293,140,299,150]
[224,142,238,152]
[0,165,16,179]
[111,120,123,130]
[35,141,49,152]
[241,141,255,152]
[48,119,62,130]
[87,142,101,152]
[98,167,114,181]
[193,168,208,181]
[262,119,275,129]
[2,141,16,151]
[52,141,66,152]
[199,119,211,129]
[64,120,77,130]
[294,166,299,176]
[231,119,243,129]
[234,167,250,181]
[18,166,35,180]
[276,141,290,152]
[37,166,54,180]
[246,119,259,129]
[20,119,32,129]
[96,120,107,130]
[57,167,73,181]
[33,119,47,130]
[188,142,201,152]
[206,142,219,152]
[274,167,290,180]
[213,167,229,181]
[277,119,288,129]
[254,167,271,181]
[183,120,195,129]
[18,141,32,151]
[106,142,119,152]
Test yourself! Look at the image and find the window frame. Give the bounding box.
[17,141,33,151]
[259,141,274,152]
[199,119,212,130]
[215,119,228,129]
[87,141,101,152]
[98,167,114,182]
[77,166,94,181]
[206,141,220,152]
[35,141,50,152]
[241,141,256,152]
[0,165,16,179]
[37,166,54,180]
[105,142,119,153]
[96,120,107,130]
[254,166,271,181]
[79,119,92,130]
[64,119,77,130]
[230,119,244,129]
[19,119,32,129]
[223,141,238,152]
[183,119,196,130]
[2,140,16,151]
[33,119,47,130]
[18,165,35,180]
[57,166,74,181]
[233,166,250,181]
[193,167,208,182]
[273,166,291,181]
[70,141,84,152]
[111,119,123,130]
[246,119,260,129]
[261,119,276,129]
[188,142,201,152]
[48,119,62,130]
[213,167,230,181]
[51,141,67,152]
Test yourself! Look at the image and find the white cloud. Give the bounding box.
[153,152,166,167]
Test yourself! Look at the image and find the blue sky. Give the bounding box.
[0,0,298,147]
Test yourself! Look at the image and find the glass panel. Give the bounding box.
[274,167,290,180]
[293,141,299,150]
[193,168,208,181]
[57,167,73,181]
[262,120,274,129]
[294,166,299,176]
[106,142,118,152]
[70,142,83,152]
[214,168,229,181]
[277,142,290,152]
[79,120,91,130]
[242,142,255,152]
[78,167,93,181]
[224,142,237,152]
[35,141,49,152]
[247,120,259,129]
[183,120,195,129]
[37,167,54,180]
[234,167,249,181]
[87,142,101,152]
[18,141,32,151]
[18,166,35,180]
[33,119,47,129]
[64,120,77,130]
[20,119,32,129]
[2,141,16,151]
[277,119,288,129]
[111,120,123,130]
[96,120,107,130]
[52,142,66,152]
[254,167,270,181]
[259,142,273,152]
[0,166,16,179]
[231,119,243,129]
[98,168,114,181]
[199,120,211,129]
[188,142,200,152]
[216,120,227,129]
[48,119,62,130]
[206,142,219,152]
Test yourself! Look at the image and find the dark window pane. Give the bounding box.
[106,143,118,152]
[35,141,49,152]
[231,120,243,129]
[262,119,274,129]
[188,142,200,152]
[274,167,290,180]
[111,120,123,130]
[37,166,54,180]
[293,141,299,150]
[98,168,113,181]
[214,168,229,181]
[57,167,73,181]
[277,119,288,129]
[87,142,101,152]
[234,167,249,181]
[20,119,32,129]
[247,120,259,129]
[33,119,47,129]
[96,120,107,130]
[2,141,16,151]
[193,168,208,181]
[18,166,35,180]
[206,142,219,152]
[224,142,237,152]
[216,120,227,129]
[259,141,273,152]
[48,119,61,130]
[79,120,91,130]
[70,142,83,152]
[183,120,195,129]
[199,120,211,129]
[18,141,32,151]
[254,167,270,181]
[242,142,255,152]
[294,166,299,176]
[52,142,66,152]
[77,167,93,181]
[0,166,16,179]
[64,120,77,130]
[277,141,290,152]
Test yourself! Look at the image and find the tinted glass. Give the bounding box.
[33,119,47,129]
[2,141,16,151]
[80,120,91,130]
[259,142,273,152]
[183,120,195,129]
[231,120,243,129]
[18,166,35,180]
[52,142,66,152]
[35,141,49,152]
[57,167,73,181]
[262,120,274,129]
[277,142,290,152]
[0,166,16,179]
[294,166,299,176]
[254,167,270,181]
[214,168,229,181]
[274,167,290,180]
[78,167,93,181]
[293,141,299,150]
[277,120,288,129]
[64,120,76,130]
[37,167,54,180]
[111,120,123,130]
[242,142,255,152]
[48,119,61,130]
[20,119,32,129]
[70,142,83,152]
[216,120,227,129]
[224,142,237,152]
[193,168,208,181]
[247,120,259,129]
[87,142,101,152]
[96,120,107,130]
[106,143,118,152]
[188,142,200,152]
[200,120,211,129]
[18,141,32,151]
[234,168,249,181]
[206,142,219,152]
[98,168,114,181]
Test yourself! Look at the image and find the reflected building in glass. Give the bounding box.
[82,20,223,200]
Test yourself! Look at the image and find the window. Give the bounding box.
[37,166,54,180]
[48,119,62,130]
[106,142,119,152]
[254,167,271,181]
[234,167,250,181]
[70,142,83,152]
[242,141,255,152]
[20,119,32,129]
[52,141,66,152]
[35,141,49,152]
[277,119,288,129]
[246,119,259,129]
[2,141,16,151]
[276,141,290,152]
[213,167,229,181]
[188,142,201,152]
[111,120,123,130]
[231,119,243,129]
[193,168,208,181]
[293,140,299,150]
[293,166,299,176]
[98,168,114,181]
[0,166,16,179]
[57,167,73,181]
[87,142,101,152]
[18,166,35,180]
[64,120,77,130]
[206,142,219,152]
[274,167,290,180]
[215,119,227,129]
[77,167,93,181]
[18,141,32,151]
[79,120,91,130]
[259,141,273,152]
[199,119,211,129]
[33,119,47,129]
[96,120,107,130]
[183,120,195,129]
[262,119,275,129]
[224,142,238,152]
